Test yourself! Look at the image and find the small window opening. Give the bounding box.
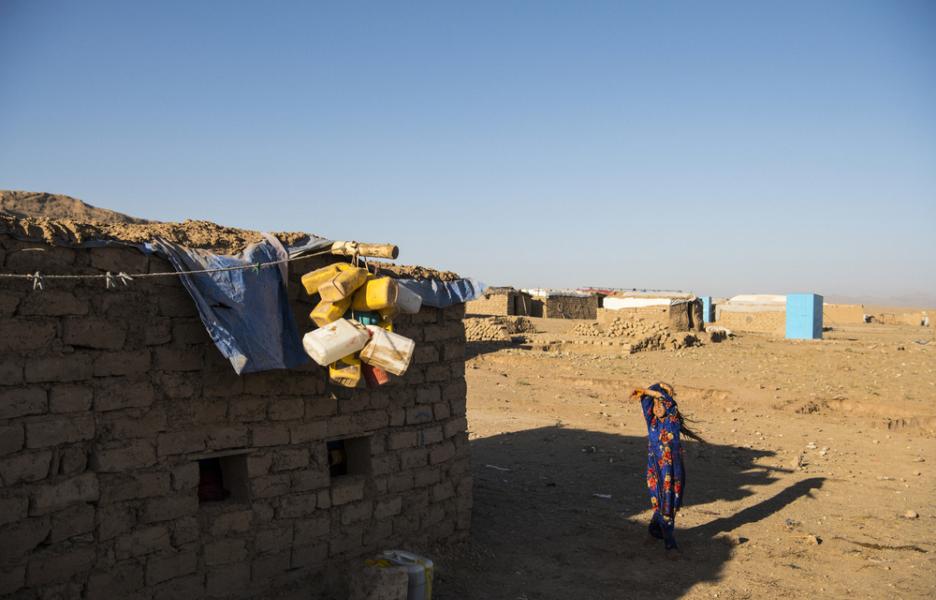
[327,436,371,479]
[198,453,248,503]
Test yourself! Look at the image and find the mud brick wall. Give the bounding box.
[532,295,598,320]
[465,293,512,316]
[715,307,786,335]
[823,304,866,325]
[0,237,471,600]
[597,302,702,332]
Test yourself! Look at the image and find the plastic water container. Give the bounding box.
[362,363,390,387]
[302,319,370,366]
[360,326,415,376]
[319,267,370,302]
[379,550,433,600]
[329,354,362,388]
[395,283,423,314]
[310,297,352,327]
[352,277,399,311]
[300,263,348,296]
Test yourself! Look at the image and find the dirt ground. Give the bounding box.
[432,317,936,599]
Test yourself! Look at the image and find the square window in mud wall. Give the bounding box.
[198,452,249,504]
[327,436,371,479]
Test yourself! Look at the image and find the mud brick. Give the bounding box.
[49,502,95,543]
[93,350,151,376]
[49,384,93,413]
[206,563,250,597]
[0,388,47,419]
[92,440,156,472]
[371,455,395,477]
[0,319,56,352]
[255,525,293,554]
[420,425,444,445]
[328,526,363,556]
[413,345,439,364]
[142,496,198,523]
[0,424,25,456]
[326,415,355,437]
[85,561,145,599]
[252,424,290,447]
[443,341,466,361]
[432,481,455,502]
[425,365,450,382]
[157,431,206,456]
[406,406,433,425]
[203,368,244,397]
[26,546,95,586]
[374,496,403,519]
[96,503,135,541]
[272,448,309,472]
[331,477,365,506]
[316,489,332,510]
[415,385,441,405]
[62,317,125,350]
[269,397,304,421]
[0,517,50,564]
[251,551,291,583]
[29,473,99,516]
[340,500,373,525]
[305,395,337,418]
[26,353,94,383]
[94,379,155,411]
[388,431,418,450]
[209,510,252,537]
[100,472,170,504]
[89,247,148,273]
[25,415,95,448]
[172,517,199,546]
[171,319,210,345]
[0,451,51,484]
[421,504,446,528]
[294,514,330,543]
[115,525,171,559]
[443,416,467,439]
[432,401,451,421]
[290,543,328,570]
[0,360,24,385]
[229,396,268,422]
[205,426,247,450]
[172,463,200,491]
[254,502,275,522]
[191,398,226,423]
[154,346,203,371]
[414,467,441,488]
[107,407,167,438]
[277,493,317,518]
[59,446,88,476]
[158,372,197,399]
[0,565,25,596]
[0,290,19,317]
[291,467,330,492]
[18,291,89,316]
[5,245,74,272]
[356,409,389,431]
[205,538,249,566]
[289,421,328,444]
[247,452,274,477]
[0,496,28,527]
[400,448,428,470]
[157,290,198,317]
[145,551,197,586]
[389,407,406,427]
[251,474,290,499]
[145,320,173,346]
[429,441,456,465]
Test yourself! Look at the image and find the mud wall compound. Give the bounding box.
[0,237,471,599]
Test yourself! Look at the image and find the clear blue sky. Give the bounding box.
[2,1,934,303]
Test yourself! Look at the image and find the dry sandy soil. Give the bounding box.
[432,317,935,599]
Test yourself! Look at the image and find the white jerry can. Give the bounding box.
[394,283,423,314]
[360,326,415,376]
[379,550,433,600]
[301,318,369,366]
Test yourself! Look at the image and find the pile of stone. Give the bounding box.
[465,316,535,342]
[630,330,700,353]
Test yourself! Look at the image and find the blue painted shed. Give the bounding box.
[700,296,714,323]
[786,293,823,339]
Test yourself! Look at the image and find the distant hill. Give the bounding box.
[0,190,152,224]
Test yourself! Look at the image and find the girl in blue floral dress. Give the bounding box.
[631,382,702,553]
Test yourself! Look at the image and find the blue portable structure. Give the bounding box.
[700,296,714,323]
[786,293,823,339]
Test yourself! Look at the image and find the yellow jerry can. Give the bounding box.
[351,277,399,311]
[309,296,352,328]
[329,354,362,388]
[300,262,351,296]
[319,267,370,302]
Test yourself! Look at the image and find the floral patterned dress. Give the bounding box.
[640,384,685,548]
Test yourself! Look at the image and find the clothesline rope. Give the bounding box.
[0,247,349,289]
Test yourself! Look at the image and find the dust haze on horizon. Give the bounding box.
[1,2,934,307]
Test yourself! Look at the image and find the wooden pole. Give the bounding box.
[330,241,399,260]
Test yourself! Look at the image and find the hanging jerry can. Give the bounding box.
[351,311,382,326]
[362,363,391,387]
[360,325,415,376]
[351,277,399,311]
[310,296,352,328]
[395,283,423,314]
[302,318,370,366]
[301,262,351,296]
[318,266,370,302]
[329,354,362,388]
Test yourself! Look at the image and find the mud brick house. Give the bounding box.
[524,289,598,320]
[465,287,532,317]
[0,219,472,599]
[599,293,703,332]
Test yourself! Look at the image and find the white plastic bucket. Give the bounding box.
[379,550,433,600]
[302,318,370,366]
[360,326,415,376]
